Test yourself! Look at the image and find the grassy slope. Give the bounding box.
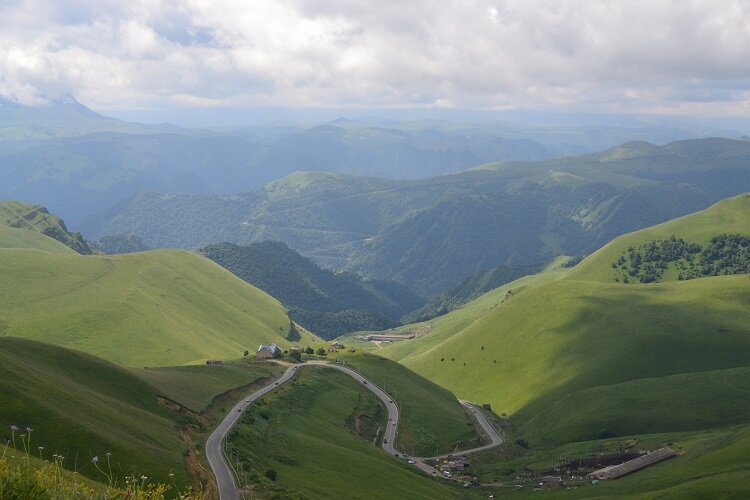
[354,255,572,363]
[473,424,750,498]
[333,352,482,456]
[227,367,468,499]
[0,337,189,484]
[398,275,750,443]
[0,248,317,366]
[569,192,750,282]
[0,200,91,254]
[0,226,76,254]
[135,362,284,412]
[367,195,750,453]
[0,337,288,489]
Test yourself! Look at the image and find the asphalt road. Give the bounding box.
[205,364,300,500]
[206,362,504,499]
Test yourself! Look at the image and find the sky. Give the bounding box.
[2,0,750,123]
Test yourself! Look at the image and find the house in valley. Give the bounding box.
[256,343,282,359]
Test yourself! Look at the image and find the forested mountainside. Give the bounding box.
[200,241,424,338]
[86,138,750,293]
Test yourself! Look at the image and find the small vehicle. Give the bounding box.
[383,439,388,444]
[392,422,396,426]
[408,460,416,464]
[274,382,279,385]
[362,380,367,384]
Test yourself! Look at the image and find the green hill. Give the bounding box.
[0,247,317,366]
[367,195,750,452]
[0,337,283,488]
[333,353,484,456]
[403,262,543,323]
[200,241,424,338]
[0,225,76,254]
[226,366,471,499]
[0,200,92,254]
[569,192,750,282]
[0,337,190,485]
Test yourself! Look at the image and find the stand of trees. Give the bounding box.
[612,234,750,283]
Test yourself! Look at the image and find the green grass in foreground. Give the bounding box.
[227,366,469,499]
[0,248,317,366]
[333,352,484,456]
[0,338,286,489]
[0,337,190,485]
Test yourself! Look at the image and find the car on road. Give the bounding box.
[383,439,388,444]
[408,460,416,464]
[362,380,367,384]
[392,422,396,426]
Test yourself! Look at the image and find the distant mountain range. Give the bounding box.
[84,137,750,294]
[1,97,744,227]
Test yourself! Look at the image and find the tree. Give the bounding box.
[316,347,326,356]
[290,351,301,362]
[305,346,314,355]
[243,350,249,357]
[265,469,277,481]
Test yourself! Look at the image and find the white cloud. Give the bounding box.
[0,0,750,115]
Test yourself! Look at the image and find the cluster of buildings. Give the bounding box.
[437,455,469,475]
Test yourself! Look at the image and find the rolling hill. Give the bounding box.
[200,241,424,338]
[0,225,76,254]
[0,200,91,254]
[569,192,750,283]
[85,138,750,293]
[370,195,750,449]
[226,366,471,499]
[0,243,317,366]
[0,337,284,488]
[0,337,192,485]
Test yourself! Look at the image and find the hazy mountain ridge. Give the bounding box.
[85,138,750,293]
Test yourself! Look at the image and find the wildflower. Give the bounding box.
[25,426,32,433]
[10,425,19,432]
[92,456,99,463]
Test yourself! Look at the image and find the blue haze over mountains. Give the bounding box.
[3,97,750,294]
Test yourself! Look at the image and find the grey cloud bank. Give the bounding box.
[1,0,750,118]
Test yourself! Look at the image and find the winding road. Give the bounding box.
[206,361,504,500]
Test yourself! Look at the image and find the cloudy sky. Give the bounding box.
[2,0,750,119]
